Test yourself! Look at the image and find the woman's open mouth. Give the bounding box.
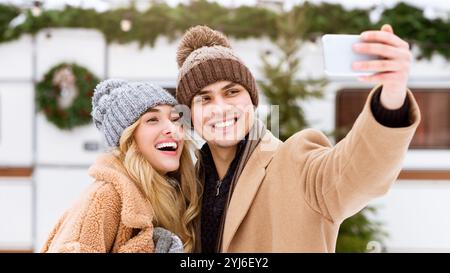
[155,140,179,156]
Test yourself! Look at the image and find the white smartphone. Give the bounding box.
[321,34,380,77]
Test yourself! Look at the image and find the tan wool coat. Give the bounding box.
[221,86,421,252]
[41,154,155,253]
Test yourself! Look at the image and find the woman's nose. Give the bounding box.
[162,125,174,136]
[162,120,180,136]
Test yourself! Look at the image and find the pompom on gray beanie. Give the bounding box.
[91,79,178,147]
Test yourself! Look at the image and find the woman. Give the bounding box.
[41,79,201,253]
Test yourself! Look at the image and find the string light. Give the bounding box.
[120,12,132,32]
[31,1,43,17]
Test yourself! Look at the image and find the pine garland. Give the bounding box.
[0,2,448,59]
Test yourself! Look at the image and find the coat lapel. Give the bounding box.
[221,131,281,252]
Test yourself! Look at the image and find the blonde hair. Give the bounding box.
[113,116,201,252]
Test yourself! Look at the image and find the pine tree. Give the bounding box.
[259,8,386,252]
[336,207,387,252]
[259,8,324,141]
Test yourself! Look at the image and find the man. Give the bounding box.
[175,25,420,252]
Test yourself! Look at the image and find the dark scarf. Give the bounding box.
[197,119,266,252]
[216,118,266,251]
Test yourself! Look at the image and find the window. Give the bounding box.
[336,89,450,149]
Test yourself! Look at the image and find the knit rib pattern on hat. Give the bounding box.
[176,25,258,107]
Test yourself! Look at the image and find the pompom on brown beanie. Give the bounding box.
[175,25,258,107]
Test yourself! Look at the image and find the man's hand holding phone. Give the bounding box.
[323,24,412,110]
[353,24,412,110]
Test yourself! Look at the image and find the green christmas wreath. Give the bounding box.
[36,63,100,130]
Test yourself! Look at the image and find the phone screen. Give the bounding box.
[322,34,380,77]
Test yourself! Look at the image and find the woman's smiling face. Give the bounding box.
[134,105,184,175]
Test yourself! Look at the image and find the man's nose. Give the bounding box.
[211,98,233,117]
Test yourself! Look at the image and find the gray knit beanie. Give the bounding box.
[91,79,178,147]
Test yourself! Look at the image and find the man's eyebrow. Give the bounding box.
[195,90,212,96]
[195,83,237,97]
[222,82,237,90]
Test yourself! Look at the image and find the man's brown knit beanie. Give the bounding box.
[176,25,258,107]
